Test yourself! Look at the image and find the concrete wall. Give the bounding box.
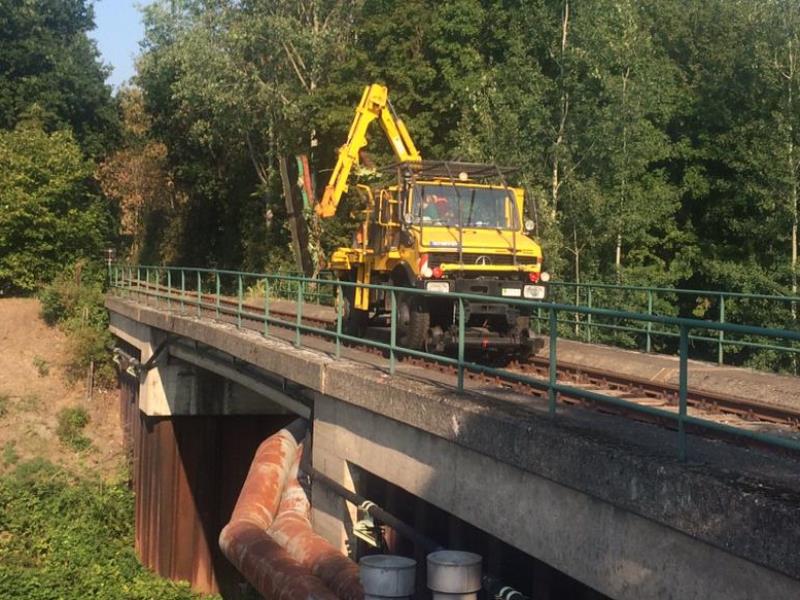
[312,394,800,600]
[110,311,294,417]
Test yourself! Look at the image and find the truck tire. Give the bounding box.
[398,293,430,349]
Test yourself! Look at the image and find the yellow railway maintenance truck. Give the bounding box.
[315,83,549,357]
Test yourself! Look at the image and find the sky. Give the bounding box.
[89,1,153,89]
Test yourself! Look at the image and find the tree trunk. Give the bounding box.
[551,0,570,221]
[617,67,630,284]
[785,39,798,319]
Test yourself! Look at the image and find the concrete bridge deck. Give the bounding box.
[107,294,800,599]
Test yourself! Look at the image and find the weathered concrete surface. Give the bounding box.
[107,296,800,599]
[313,395,800,600]
[110,307,304,416]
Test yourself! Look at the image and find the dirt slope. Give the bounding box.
[0,298,122,477]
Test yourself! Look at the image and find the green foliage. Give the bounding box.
[32,357,49,378]
[0,0,119,158]
[56,407,91,452]
[0,459,215,600]
[2,442,19,467]
[0,123,112,295]
[39,261,115,387]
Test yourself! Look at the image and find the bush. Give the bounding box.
[2,442,19,466]
[32,356,49,377]
[56,407,91,452]
[0,459,215,600]
[39,260,116,388]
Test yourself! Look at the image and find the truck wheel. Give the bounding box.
[398,294,430,349]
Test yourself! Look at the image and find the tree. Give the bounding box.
[135,0,364,271]
[0,121,111,294]
[96,88,179,263]
[555,0,682,284]
[0,0,118,157]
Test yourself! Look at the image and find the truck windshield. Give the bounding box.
[411,184,519,230]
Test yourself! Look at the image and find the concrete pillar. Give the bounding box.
[311,403,358,554]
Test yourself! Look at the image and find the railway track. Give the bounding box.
[119,284,800,438]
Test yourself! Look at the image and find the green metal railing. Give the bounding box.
[109,265,800,461]
[539,281,800,368]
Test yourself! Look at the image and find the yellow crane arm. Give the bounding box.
[316,83,422,218]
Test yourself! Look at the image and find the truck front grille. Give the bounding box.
[428,253,538,267]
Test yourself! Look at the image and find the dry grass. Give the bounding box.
[0,298,122,478]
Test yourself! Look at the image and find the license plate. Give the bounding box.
[501,288,522,297]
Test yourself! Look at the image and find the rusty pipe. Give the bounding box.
[219,420,340,600]
[270,448,363,600]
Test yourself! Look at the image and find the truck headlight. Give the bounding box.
[501,287,522,297]
[523,285,546,299]
[425,281,450,293]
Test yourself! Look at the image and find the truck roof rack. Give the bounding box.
[381,160,518,180]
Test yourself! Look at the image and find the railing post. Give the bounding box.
[678,324,689,461]
[180,269,185,313]
[167,269,172,310]
[390,290,397,375]
[535,305,542,335]
[335,284,342,359]
[718,295,725,365]
[457,297,465,392]
[548,306,558,416]
[237,273,243,329]
[195,271,201,316]
[295,280,304,348]
[264,278,270,337]
[215,272,221,318]
[586,288,593,343]
[646,290,653,353]
[137,267,142,298]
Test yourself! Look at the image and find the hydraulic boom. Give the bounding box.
[316,84,421,218]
